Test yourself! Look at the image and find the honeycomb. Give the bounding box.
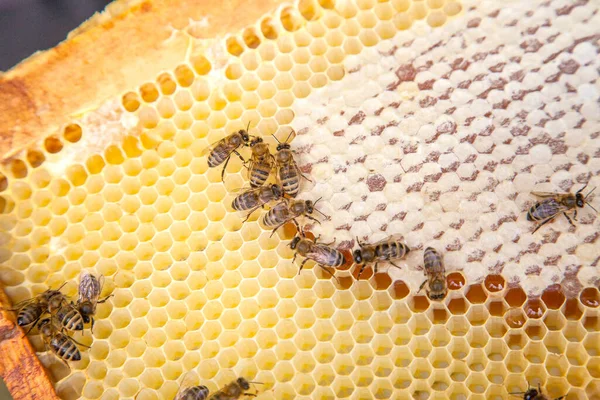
[0,0,599,399]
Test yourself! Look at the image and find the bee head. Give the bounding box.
[305,200,314,213]
[79,301,94,316]
[250,136,263,146]
[271,184,283,198]
[239,130,250,143]
[576,192,585,208]
[237,378,250,390]
[290,236,301,250]
[353,249,363,264]
[523,388,538,400]
[276,143,291,152]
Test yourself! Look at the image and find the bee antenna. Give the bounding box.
[585,186,596,199]
[314,197,323,206]
[587,202,598,213]
[271,133,282,144]
[248,381,263,385]
[56,282,68,291]
[246,120,252,133]
[315,208,330,220]
[285,129,295,143]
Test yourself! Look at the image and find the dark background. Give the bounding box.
[0,0,113,71]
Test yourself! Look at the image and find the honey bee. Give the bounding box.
[77,271,112,331]
[38,317,89,362]
[176,376,260,400]
[290,230,346,281]
[175,383,209,400]
[262,198,327,236]
[202,126,252,180]
[247,137,275,187]
[353,236,410,279]
[510,383,565,400]
[273,130,312,197]
[9,283,68,336]
[207,377,260,400]
[527,184,597,233]
[232,184,284,222]
[418,247,447,301]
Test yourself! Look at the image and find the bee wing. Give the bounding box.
[230,186,261,195]
[307,244,336,265]
[78,270,101,303]
[174,371,201,400]
[361,233,407,248]
[7,297,36,310]
[531,191,565,198]
[200,136,230,157]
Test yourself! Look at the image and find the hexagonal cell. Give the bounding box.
[505,307,527,329]
[562,297,584,321]
[566,342,590,367]
[448,337,470,360]
[466,348,486,372]
[543,331,567,356]
[466,304,489,326]
[524,341,547,364]
[583,310,600,332]
[524,364,548,388]
[545,351,569,377]
[541,284,566,310]
[428,325,451,347]
[428,347,452,369]
[563,320,587,343]
[409,295,430,312]
[465,284,487,304]
[447,297,468,315]
[484,274,506,294]
[524,298,546,319]
[543,310,567,331]
[583,333,600,356]
[505,351,528,373]
[410,358,432,380]
[447,315,470,337]
[408,336,432,358]
[581,287,600,308]
[524,319,548,341]
[484,360,508,385]
[566,365,590,387]
[485,339,508,362]
[487,299,508,317]
[485,317,508,339]
[505,286,527,308]
[465,371,488,394]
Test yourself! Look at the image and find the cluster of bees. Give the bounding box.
[9,271,109,363]
[203,127,450,302]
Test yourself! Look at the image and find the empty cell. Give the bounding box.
[466,305,489,326]
[466,349,486,372]
[410,358,432,379]
[525,320,547,341]
[465,372,488,394]
[449,360,469,382]
[545,352,569,377]
[566,343,589,366]
[563,321,587,342]
[524,341,547,364]
[446,316,469,337]
[544,310,567,331]
[447,297,468,315]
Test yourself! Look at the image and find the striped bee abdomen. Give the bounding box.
[232,192,259,211]
[51,334,81,361]
[57,306,84,331]
[376,242,409,260]
[262,204,289,227]
[279,165,300,196]
[423,247,442,272]
[249,163,271,187]
[207,145,229,167]
[17,305,42,326]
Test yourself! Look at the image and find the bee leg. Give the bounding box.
[357,264,367,280]
[373,262,379,275]
[243,394,257,398]
[97,294,113,304]
[532,216,555,233]
[22,315,44,337]
[220,155,232,181]
[563,212,575,227]
[70,336,91,349]
[318,265,339,284]
[305,215,322,225]
[298,258,310,274]
[573,209,578,222]
[91,317,95,334]
[389,261,402,271]
[418,280,427,293]
[243,206,261,223]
